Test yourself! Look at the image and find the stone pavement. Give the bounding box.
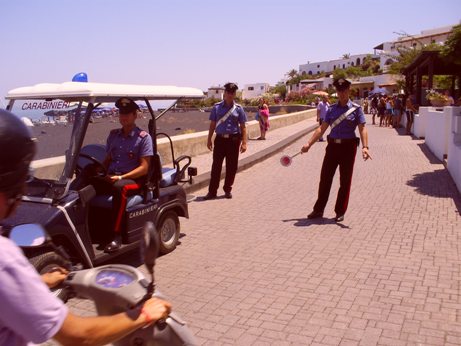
[45,115,461,345]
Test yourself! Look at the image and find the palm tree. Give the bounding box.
[342,53,351,59]
[286,69,298,80]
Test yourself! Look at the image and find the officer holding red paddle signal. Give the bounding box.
[301,78,371,222]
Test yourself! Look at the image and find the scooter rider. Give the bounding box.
[0,109,170,346]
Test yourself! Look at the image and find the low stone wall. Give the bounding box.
[31,109,316,178]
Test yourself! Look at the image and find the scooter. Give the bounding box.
[8,222,197,346]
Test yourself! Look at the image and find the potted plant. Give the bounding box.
[426,90,450,107]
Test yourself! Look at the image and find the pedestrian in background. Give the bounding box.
[301,78,371,223]
[363,98,369,114]
[257,99,270,140]
[204,83,248,200]
[393,95,403,128]
[378,95,386,127]
[316,95,330,142]
[385,96,393,127]
[405,94,417,135]
[370,95,378,125]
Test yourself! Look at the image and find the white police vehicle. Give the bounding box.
[2,82,203,298]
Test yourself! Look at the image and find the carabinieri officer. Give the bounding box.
[204,82,247,200]
[93,98,153,252]
[301,78,372,222]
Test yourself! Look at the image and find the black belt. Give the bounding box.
[327,136,359,145]
[217,133,240,138]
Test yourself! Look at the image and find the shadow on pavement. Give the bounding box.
[394,127,408,136]
[417,143,443,164]
[407,169,461,214]
[193,195,229,202]
[283,218,350,229]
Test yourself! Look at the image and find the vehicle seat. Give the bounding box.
[90,191,154,209]
[160,166,177,188]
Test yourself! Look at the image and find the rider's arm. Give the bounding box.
[54,297,170,346]
[119,156,150,180]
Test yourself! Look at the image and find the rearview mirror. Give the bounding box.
[10,224,46,247]
[142,221,159,275]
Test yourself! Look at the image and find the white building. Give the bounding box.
[206,86,225,100]
[241,83,271,100]
[373,24,457,72]
[299,54,379,76]
[288,74,402,98]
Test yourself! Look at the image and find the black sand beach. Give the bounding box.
[32,111,257,159]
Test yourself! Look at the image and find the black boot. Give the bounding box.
[104,234,122,253]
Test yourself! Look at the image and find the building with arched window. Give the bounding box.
[299,54,377,76]
[373,24,456,72]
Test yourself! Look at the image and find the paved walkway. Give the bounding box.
[49,116,461,345]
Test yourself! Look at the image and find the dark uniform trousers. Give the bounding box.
[313,141,357,216]
[92,178,142,234]
[209,134,241,194]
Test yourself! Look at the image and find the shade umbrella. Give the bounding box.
[313,91,329,96]
[369,87,388,95]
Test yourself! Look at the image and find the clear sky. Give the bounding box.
[1,0,460,106]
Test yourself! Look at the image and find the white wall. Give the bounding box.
[424,107,452,161]
[207,88,224,100]
[242,83,270,100]
[414,108,428,138]
[447,107,461,194]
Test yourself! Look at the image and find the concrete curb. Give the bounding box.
[184,123,318,194]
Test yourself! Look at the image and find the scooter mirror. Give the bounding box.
[9,223,46,247]
[142,221,160,275]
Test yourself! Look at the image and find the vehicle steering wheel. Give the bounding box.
[77,153,107,177]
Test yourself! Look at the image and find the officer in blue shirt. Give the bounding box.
[93,98,153,252]
[301,78,372,222]
[204,83,248,199]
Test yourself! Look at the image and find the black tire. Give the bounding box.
[29,250,70,302]
[158,211,180,255]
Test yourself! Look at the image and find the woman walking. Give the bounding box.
[257,99,270,140]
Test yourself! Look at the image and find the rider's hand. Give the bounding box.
[140,298,172,326]
[240,141,247,153]
[207,138,213,151]
[42,267,69,288]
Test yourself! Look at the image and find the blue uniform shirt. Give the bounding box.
[325,100,366,139]
[106,127,153,174]
[209,101,247,135]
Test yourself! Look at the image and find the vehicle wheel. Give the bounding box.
[29,250,71,302]
[158,211,180,255]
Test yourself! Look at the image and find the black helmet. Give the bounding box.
[0,109,36,197]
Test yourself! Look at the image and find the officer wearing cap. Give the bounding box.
[301,78,371,222]
[204,82,248,200]
[93,97,153,252]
